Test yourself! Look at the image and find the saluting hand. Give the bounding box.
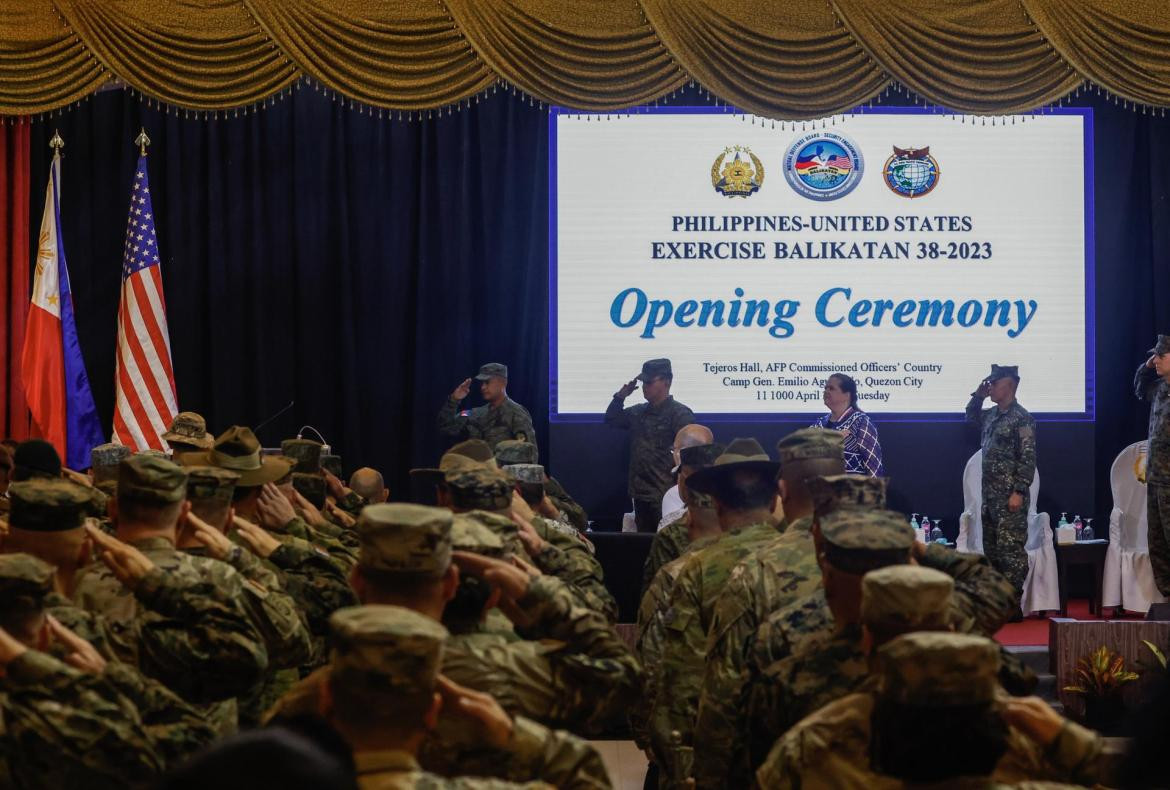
[185,511,234,559]
[616,379,638,399]
[257,483,296,529]
[1147,353,1158,369]
[452,378,472,401]
[47,615,107,675]
[232,515,282,559]
[973,380,991,398]
[1007,492,1024,513]
[85,525,156,591]
[436,675,514,748]
[452,550,535,629]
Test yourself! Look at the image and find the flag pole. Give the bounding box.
[49,129,64,154]
[135,127,150,156]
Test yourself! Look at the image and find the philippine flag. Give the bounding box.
[20,146,105,470]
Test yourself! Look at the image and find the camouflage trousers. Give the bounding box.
[1148,483,1170,596]
[982,494,1029,601]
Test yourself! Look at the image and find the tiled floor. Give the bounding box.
[589,740,647,790]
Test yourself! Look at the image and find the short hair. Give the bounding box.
[443,576,493,633]
[355,564,446,605]
[822,545,909,576]
[716,469,777,511]
[115,497,184,527]
[188,497,231,530]
[829,373,859,407]
[871,697,1008,781]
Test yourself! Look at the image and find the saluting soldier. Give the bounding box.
[439,363,537,451]
[1136,334,1170,596]
[606,358,695,532]
[965,364,1036,610]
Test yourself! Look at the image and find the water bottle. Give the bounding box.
[1082,518,1094,541]
[930,520,943,542]
[921,516,932,543]
[1073,514,1083,540]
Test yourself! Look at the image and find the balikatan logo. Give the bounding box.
[783,132,864,201]
[883,146,940,198]
[711,146,764,198]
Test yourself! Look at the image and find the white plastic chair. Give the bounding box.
[1102,441,1166,613]
[956,450,1058,614]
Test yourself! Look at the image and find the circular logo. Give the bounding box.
[783,132,864,201]
[883,146,941,198]
[710,146,764,198]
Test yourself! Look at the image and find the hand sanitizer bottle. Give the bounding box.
[910,513,920,531]
[1058,512,1068,529]
[1073,514,1083,540]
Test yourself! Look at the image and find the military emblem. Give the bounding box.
[711,146,764,198]
[783,132,864,201]
[883,146,940,198]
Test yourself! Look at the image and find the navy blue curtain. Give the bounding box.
[30,88,548,496]
[28,87,1170,523]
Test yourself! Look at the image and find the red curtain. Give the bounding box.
[0,120,30,441]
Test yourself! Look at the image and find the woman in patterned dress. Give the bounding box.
[811,373,885,476]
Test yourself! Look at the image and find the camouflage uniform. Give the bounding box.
[5,479,268,704]
[640,514,689,597]
[495,441,589,532]
[690,435,849,789]
[1136,335,1170,595]
[438,395,536,450]
[0,553,216,788]
[605,359,695,529]
[756,633,1119,789]
[966,365,1037,600]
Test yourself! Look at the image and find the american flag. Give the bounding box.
[826,154,852,170]
[112,155,178,451]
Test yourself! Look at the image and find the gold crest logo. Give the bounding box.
[711,146,764,197]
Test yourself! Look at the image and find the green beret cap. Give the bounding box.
[281,439,323,474]
[877,632,1001,706]
[819,508,916,551]
[808,474,888,517]
[450,514,506,557]
[118,455,188,504]
[445,467,512,512]
[185,466,239,505]
[329,605,448,696]
[776,428,845,465]
[0,553,54,613]
[861,565,954,631]
[494,439,538,466]
[503,464,544,485]
[358,503,452,576]
[90,443,131,483]
[8,479,94,531]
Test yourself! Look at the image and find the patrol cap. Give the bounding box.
[281,439,323,474]
[494,439,538,466]
[808,474,888,517]
[461,509,523,556]
[861,565,954,631]
[503,464,544,485]
[358,503,452,576]
[636,358,673,381]
[819,508,915,551]
[445,467,512,512]
[475,362,508,381]
[685,437,779,496]
[450,514,506,557]
[776,428,845,465]
[678,442,725,469]
[118,455,189,505]
[90,443,131,484]
[185,466,239,505]
[7,479,92,531]
[0,553,54,614]
[329,605,449,697]
[1149,335,1170,356]
[292,472,327,509]
[177,426,292,488]
[877,632,1001,706]
[161,411,214,451]
[11,439,61,482]
[136,449,171,461]
[321,454,343,479]
[986,364,1019,383]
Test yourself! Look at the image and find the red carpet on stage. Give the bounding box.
[994,601,1147,646]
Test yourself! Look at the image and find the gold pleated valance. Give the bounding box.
[0,0,1165,117]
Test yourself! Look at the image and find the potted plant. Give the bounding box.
[1063,645,1139,731]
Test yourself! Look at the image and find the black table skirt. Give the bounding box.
[589,531,655,623]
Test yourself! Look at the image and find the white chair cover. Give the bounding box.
[956,450,1058,614]
[1102,441,1166,613]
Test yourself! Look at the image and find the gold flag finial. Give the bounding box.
[135,127,150,156]
[49,130,64,153]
